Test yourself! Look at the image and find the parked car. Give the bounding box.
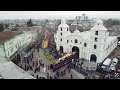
[110,58,118,71]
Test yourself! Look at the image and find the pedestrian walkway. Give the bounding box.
[70,69,85,79]
[82,60,97,70]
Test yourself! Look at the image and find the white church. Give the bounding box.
[54,19,118,64]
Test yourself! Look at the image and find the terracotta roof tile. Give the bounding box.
[0,31,21,43]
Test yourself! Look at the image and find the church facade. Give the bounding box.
[54,19,118,64]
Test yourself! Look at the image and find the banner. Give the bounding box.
[43,40,48,48]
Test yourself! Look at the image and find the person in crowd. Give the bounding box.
[36,75,39,79]
[71,74,73,79]
[25,65,26,71]
[47,73,49,79]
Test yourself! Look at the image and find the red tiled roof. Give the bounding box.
[0,31,21,43]
[69,25,83,32]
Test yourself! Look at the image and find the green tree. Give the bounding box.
[27,19,33,27]
[0,23,5,32]
[16,24,19,27]
[5,24,9,29]
[11,28,19,31]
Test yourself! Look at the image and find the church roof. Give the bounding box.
[74,27,80,33]
[104,36,117,49]
[91,19,107,31]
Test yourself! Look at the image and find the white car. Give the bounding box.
[110,64,116,71]
[112,58,118,66]
[110,58,118,71]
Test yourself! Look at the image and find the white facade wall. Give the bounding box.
[0,32,32,60]
[55,19,118,64]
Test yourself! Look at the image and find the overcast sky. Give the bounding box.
[0,11,120,20]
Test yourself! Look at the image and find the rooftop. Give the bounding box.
[105,36,117,49]
[0,60,35,79]
[0,31,21,44]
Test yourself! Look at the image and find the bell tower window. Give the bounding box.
[94,45,97,49]
[84,43,87,47]
[67,28,68,31]
[95,31,98,35]
[95,37,98,42]
[61,33,62,36]
[61,28,62,31]
[67,40,69,43]
[60,38,62,42]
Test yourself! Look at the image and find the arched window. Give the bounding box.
[67,28,68,31]
[95,31,98,35]
[60,38,62,42]
[67,40,69,43]
[94,45,97,49]
[61,33,62,36]
[71,40,72,42]
[75,39,78,43]
[95,37,98,42]
[61,28,62,31]
[84,43,87,47]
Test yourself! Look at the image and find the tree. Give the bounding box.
[11,28,19,31]
[5,24,9,29]
[16,24,19,27]
[0,23,5,32]
[27,19,33,27]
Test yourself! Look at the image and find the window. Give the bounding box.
[61,28,62,31]
[67,40,69,43]
[61,38,62,41]
[95,37,98,42]
[67,28,68,31]
[10,48,14,53]
[95,31,98,35]
[80,42,81,44]
[98,24,99,25]
[71,40,72,42]
[61,33,62,36]
[75,39,78,43]
[84,43,87,47]
[94,45,97,49]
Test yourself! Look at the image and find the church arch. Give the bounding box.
[90,54,97,63]
[72,46,79,59]
[60,46,64,53]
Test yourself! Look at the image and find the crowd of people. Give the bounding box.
[71,59,120,79]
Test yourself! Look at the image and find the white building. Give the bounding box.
[72,13,96,27]
[54,19,118,64]
[0,31,32,61]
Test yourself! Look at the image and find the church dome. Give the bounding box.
[58,19,69,28]
[91,19,107,31]
[61,19,66,23]
[96,19,103,25]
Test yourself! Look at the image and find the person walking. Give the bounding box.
[36,75,39,79]
[25,65,26,71]
[71,74,73,79]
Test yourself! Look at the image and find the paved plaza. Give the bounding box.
[18,47,86,79]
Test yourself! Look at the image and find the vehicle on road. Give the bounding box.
[100,58,112,73]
